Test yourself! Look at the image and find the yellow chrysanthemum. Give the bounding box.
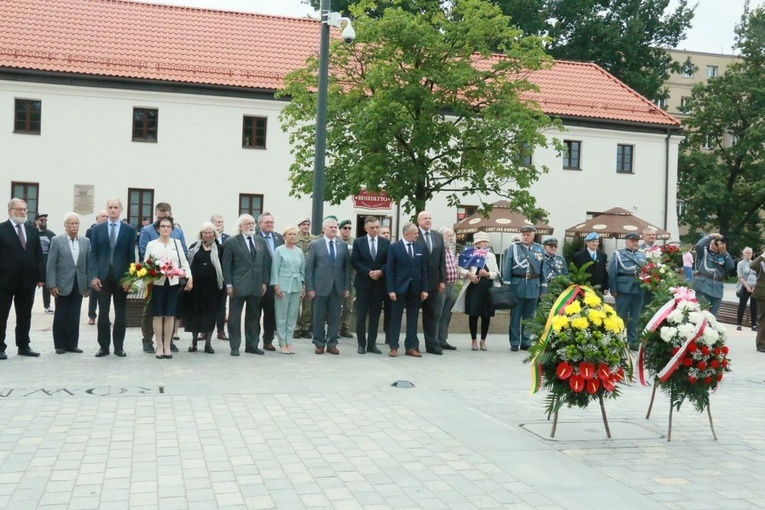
[551,315,570,332]
[602,304,616,316]
[137,268,148,278]
[603,316,624,333]
[583,292,601,307]
[571,317,589,330]
[587,309,604,326]
[129,263,137,275]
[564,300,582,315]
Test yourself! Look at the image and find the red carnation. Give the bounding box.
[569,374,584,393]
[697,361,707,371]
[722,359,728,368]
[671,347,680,354]
[714,347,721,356]
[682,358,693,367]
[585,378,600,394]
[722,345,730,354]
[701,345,710,356]
[688,342,697,353]
[703,376,713,384]
[688,375,697,383]
[710,359,719,369]
[149,270,158,277]
[717,373,723,381]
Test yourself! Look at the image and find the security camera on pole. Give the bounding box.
[311,1,355,236]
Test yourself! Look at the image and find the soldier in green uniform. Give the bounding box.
[294,217,316,339]
[338,219,355,338]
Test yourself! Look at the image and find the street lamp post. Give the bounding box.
[311,2,355,236]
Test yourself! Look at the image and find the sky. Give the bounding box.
[137,0,763,55]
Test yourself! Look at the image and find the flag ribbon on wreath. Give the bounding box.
[530,284,584,394]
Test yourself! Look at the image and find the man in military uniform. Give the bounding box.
[542,237,568,282]
[338,219,356,338]
[692,233,734,317]
[294,217,316,339]
[608,232,647,350]
[503,225,548,351]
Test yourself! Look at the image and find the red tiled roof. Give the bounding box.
[0,0,679,127]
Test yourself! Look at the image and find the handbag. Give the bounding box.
[173,238,189,287]
[489,283,517,310]
[736,286,744,298]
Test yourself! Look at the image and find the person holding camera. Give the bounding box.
[692,233,734,317]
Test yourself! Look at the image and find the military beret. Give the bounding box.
[625,232,640,240]
[543,237,558,246]
[519,225,536,233]
[339,219,351,229]
[297,217,311,226]
[584,232,599,241]
[323,215,338,222]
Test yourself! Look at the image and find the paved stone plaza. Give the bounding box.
[0,293,763,510]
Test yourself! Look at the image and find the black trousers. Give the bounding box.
[355,285,385,348]
[0,285,35,351]
[389,289,421,351]
[216,292,227,333]
[259,285,276,343]
[97,274,127,352]
[53,284,84,350]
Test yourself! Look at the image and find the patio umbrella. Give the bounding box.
[564,207,670,239]
[453,200,553,235]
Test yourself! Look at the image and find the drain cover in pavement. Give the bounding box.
[391,380,415,388]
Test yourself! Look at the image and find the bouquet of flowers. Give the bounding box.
[640,287,731,414]
[638,260,683,293]
[528,284,632,424]
[120,256,186,300]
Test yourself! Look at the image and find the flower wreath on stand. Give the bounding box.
[639,286,731,440]
[527,266,633,438]
[119,256,185,301]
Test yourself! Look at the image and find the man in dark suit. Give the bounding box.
[211,214,231,340]
[222,214,271,356]
[0,198,45,359]
[387,222,429,357]
[351,216,390,355]
[416,211,447,355]
[85,209,107,325]
[256,212,284,351]
[47,213,90,354]
[572,232,609,292]
[89,198,136,357]
[305,217,350,355]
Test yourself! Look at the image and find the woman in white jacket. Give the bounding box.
[144,217,192,359]
[452,232,500,351]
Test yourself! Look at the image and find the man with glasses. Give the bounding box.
[0,198,45,359]
[256,212,284,351]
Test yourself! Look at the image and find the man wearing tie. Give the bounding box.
[572,232,609,292]
[222,214,272,356]
[386,223,429,357]
[0,198,45,359]
[47,213,90,354]
[257,212,284,351]
[88,198,136,357]
[351,216,390,355]
[416,211,447,355]
[305,217,350,355]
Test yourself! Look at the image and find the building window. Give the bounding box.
[10,182,39,221]
[563,140,581,170]
[703,134,713,150]
[239,193,264,217]
[457,205,477,222]
[14,99,42,134]
[679,96,691,113]
[132,108,158,142]
[128,188,154,228]
[654,98,668,110]
[706,65,718,79]
[680,63,694,78]
[242,116,267,149]
[616,144,634,174]
[516,143,532,166]
[676,199,686,219]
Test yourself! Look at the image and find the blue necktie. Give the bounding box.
[329,240,336,263]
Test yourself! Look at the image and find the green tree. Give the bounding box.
[280,0,561,217]
[677,4,765,251]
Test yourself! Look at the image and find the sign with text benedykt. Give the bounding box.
[352,190,393,210]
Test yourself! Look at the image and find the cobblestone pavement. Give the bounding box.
[0,291,763,510]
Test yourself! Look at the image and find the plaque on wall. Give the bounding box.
[73,185,95,215]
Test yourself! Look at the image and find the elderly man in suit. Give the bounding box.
[572,232,609,292]
[88,197,136,357]
[47,212,90,354]
[222,214,271,356]
[351,216,390,355]
[0,198,45,359]
[305,216,350,355]
[387,222,429,357]
[256,212,284,351]
[416,210,450,355]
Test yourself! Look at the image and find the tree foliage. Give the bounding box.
[280,0,561,217]
[306,0,695,102]
[677,4,765,251]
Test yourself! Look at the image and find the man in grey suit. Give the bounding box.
[222,214,272,356]
[47,212,90,354]
[305,217,350,355]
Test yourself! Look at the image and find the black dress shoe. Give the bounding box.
[230,349,240,356]
[440,342,457,350]
[143,343,155,354]
[95,350,110,357]
[55,348,66,354]
[245,347,265,355]
[66,348,83,353]
[425,347,443,355]
[510,345,519,352]
[114,350,127,357]
[367,345,382,354]
[357,346,366,354]
[0,351,6,360]
[18,347,40,357]
[170,342,179,352]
